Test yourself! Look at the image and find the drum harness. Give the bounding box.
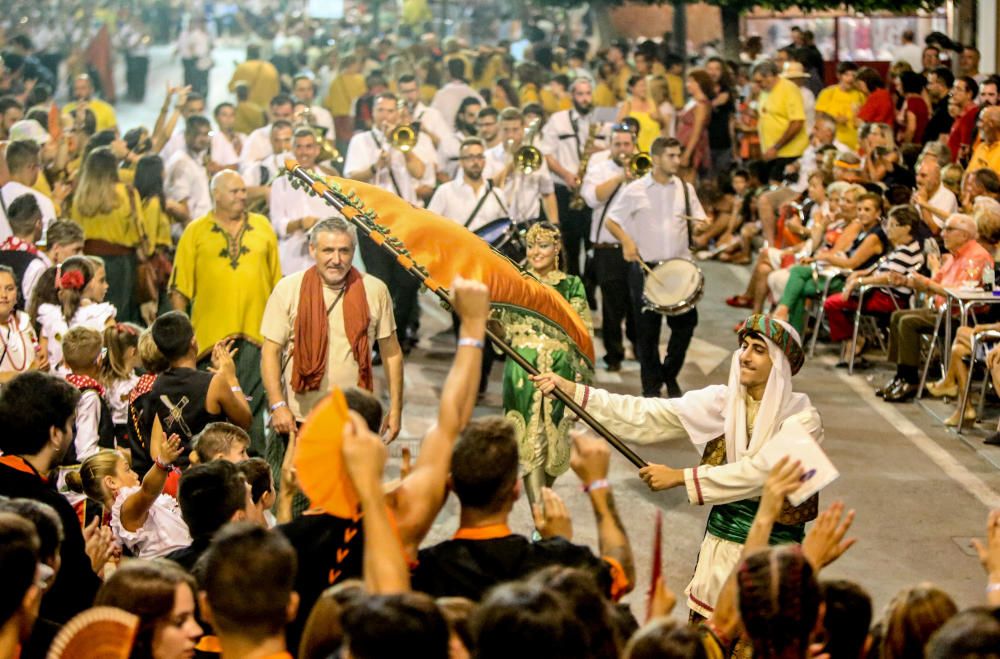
[463,180,510,229]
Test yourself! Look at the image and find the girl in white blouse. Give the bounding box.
[66,418,191,559]
[0,266,40,382]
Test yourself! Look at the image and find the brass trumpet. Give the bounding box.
[513,118,543,174]
[628,152,653,177]
[391,124,418,152]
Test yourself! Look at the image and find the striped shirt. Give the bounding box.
[867,239,924,296]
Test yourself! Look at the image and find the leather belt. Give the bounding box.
[593,242,621,249]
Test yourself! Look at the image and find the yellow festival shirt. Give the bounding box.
[70,183,149,247]
[142,196,174,253]
[758,78,809,158]
[325,73,366,117]
[63,98,118,132]
[814,85,866,150]
[229,61,280,108]
[970,140,1000,175]
[169,211,281,352]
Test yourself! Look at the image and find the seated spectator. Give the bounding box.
[877,584,958,659]
[0,372,103,623]
[340,593,450,659]
[66,421,190,559]
[879,213,994,402]
[962,168,1000,212]
[190,422,251,464]
[822,204,925,366]
[411,423,635,602]
[148,311,252,462]
[0,513,44,658]
[199,523,298,658]
[94,559,203,658]
[164,460,261,571]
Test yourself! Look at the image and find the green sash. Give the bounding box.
[706,499,805,546]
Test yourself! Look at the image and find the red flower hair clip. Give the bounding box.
[59,270,86,291]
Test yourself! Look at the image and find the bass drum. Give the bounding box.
[473,218,527,265]
[642,258,704,316]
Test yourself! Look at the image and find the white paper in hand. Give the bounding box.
[757,432,839,506]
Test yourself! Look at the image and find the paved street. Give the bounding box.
[112,44,1000,619]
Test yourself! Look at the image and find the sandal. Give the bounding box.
[725,295,753,309]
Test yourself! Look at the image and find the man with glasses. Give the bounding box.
[948,76,980,164]
[879,213,994,402]
[579,122,640,372]
[913,155,958,235]
[428,138,508,232]
[485,107,557,226]
[604,136,707,398]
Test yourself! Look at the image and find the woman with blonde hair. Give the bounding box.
[615,74,662,152]
[647,76,676,138]
[71,146,156,324]
[878,583,957,659]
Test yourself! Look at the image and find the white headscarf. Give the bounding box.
[669,319,813,463]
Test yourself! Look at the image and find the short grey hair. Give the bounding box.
[752,60,779,78]
[309,216,357,247]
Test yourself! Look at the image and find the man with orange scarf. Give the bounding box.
[261,217,403,446]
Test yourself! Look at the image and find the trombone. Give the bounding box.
[390,99,419,152]
[627,151,652,178]
[296,108,343,165]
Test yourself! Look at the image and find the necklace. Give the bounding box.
[0,315,29,372]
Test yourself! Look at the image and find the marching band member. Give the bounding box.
[344,92,426,352]
[241,95,296,167]
[438,96,483,182]
[240,120,293,213]
[485,107,558,226]
[164,115,213,226]
[210,102,246,171]
[292,75,336,142]
[397,74,450,152]
[580,122,640,372]
[428,138,508,232]
[540,77,604,281]
[605,136,706,398]
[270,128,339,275]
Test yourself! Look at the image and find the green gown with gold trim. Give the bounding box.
[501,269,592,483]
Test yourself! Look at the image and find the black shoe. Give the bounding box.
[884,381,918,403]
[606,362,622,373]
[875,377,902,398]
[985,432,1000,446]
[665,379,683,398]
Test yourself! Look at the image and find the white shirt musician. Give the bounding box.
[270,129,340,275]
[344,93,425,205]
[164,118,213,224]
[397,74,450,154]
[428,138,508,233]
[605,137,706,398]
[241,96,296,167]
[437,98,482,182]
[540,78,606,191]
[210,103,246,169]
[292,75,336,141]
[484,108,558,224]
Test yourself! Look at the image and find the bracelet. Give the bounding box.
[270,400,288,413]
[582,478,610,493]
[154,457,172,472]
[457,337,485,350]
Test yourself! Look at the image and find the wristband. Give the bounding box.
[458,337,485,350]
[270,401,288,413]
[154,457,172,472]
[582,478,610,493]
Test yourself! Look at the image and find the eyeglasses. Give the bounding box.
[459,155,485,161]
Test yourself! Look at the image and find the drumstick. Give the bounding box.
[638,260,667,284]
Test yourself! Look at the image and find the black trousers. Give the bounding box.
[358,230,420,341]
[125,55,149,102]
[627,262,698,396]
[555,185,596,307]
[182,58,210,98]
[592,245,636,367]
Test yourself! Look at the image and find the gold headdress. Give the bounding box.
[525,222,561,246]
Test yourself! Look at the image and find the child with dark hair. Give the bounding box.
[819,579,873,659]
[29,254,114,375]
[0,513,44,655]
[341,592,450,659]
[238,457,279,527]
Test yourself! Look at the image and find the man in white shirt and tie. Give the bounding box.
[428,137,508,232]
[485,107,558,226]
[605,137,707,398]
[580,123,640,373]
[344,92,428,352]
[269,128,338,275]
[541,77,603,286]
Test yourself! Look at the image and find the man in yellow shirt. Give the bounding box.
[814,62,866,151]
[169,170,282,449]
[970,107,1000,175]
[62,75,117,133]
[754,60,808,175]
[228,45,280,108]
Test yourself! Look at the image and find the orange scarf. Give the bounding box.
[292,266,372,393]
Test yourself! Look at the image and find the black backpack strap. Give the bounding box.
[682,179,695,252]
[464,181,497,228]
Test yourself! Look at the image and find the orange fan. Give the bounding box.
[294,387,359,518]
[46,606,140,659]
[47,103,61,141]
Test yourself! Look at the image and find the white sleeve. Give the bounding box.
[165,160,192,203]
[74,391,102,460]
[344,133,375,177]
[571,384,689,444]
[539,116,560,156]
[605,184,634,228]
[426,185,449,217]
[269,181,294,239]
[686,182,708,221]
[682,410,823,506]
[21,259,46,305]
[580,160,605,209]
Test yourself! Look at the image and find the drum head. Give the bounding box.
[642,258,703,313]
[473,218,513,244]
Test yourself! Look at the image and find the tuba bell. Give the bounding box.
[627,152,653,178]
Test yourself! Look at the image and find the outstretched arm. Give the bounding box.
[389,278,490,557]
[120,416,184,533]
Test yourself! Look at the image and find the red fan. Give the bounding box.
[46,606,139,659]
[294,387,360,518]
[47,103,61,141]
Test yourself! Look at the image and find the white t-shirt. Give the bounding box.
[111,486,192,558]
[0,181,57,240]
[927,184,960,228]
[165,150,212,222]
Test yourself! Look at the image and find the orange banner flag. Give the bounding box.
[320,175,595,366]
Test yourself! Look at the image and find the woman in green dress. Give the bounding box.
[502,222,593,507]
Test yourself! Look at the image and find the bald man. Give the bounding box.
[169,170,282,451]
[970,106,1000,176]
